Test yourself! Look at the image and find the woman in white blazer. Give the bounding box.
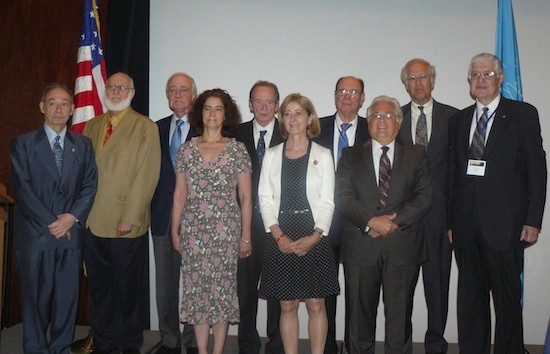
[258,93,340,354]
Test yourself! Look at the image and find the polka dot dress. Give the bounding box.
[259,143,340,300]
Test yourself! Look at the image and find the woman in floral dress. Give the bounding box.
[171,88,252,354]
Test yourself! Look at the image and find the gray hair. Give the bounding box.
[400,58,436,85]
[366,95,403,123]
[468,53,503,75]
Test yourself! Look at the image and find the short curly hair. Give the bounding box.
[189,88,242,137]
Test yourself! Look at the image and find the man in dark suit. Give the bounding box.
[10,83,97,354]
[335,96,433,354]
[84,72,161,354]
[398,58,458,354]
[448,53,546,354]
[234,81,284,354]
[314,76,369,354]
[150,72,199,354]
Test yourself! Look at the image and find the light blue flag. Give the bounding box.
[496,0,523,101]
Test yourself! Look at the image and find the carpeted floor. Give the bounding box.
[0,324,545,353]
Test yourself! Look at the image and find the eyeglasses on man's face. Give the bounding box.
[468,71,498,80]
[335,89,362,97]
[106,84,134,92]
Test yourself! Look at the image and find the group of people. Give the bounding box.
[10,51,546,354]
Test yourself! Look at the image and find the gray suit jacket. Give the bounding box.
[398,100,458,234]
[335,140,433,266]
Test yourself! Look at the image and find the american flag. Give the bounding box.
[72,0,107,133]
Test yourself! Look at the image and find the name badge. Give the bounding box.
[467,159,486,176]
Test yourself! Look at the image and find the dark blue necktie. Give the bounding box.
[257,130,267,164]
[53,135,63,175]
[337,123,351,161]
[470,107,490,159]
[170,119,184,167]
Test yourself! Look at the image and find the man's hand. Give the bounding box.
[117,221,133,236]
[368,213,398,237]
[48,213,76,239]
[520,225,540,246]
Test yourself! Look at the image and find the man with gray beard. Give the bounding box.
[83,72,161,354]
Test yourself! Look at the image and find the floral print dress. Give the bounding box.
[176,137,251,325]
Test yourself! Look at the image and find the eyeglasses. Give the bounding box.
[106,84,134,92]
[251,99,277,107]
[335,89,362,97]
[468,71,497,80]
[369,112,396,120]
[405,74,430,82]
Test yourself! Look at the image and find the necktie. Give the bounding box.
[103,120,113,146]
[469,107,490,159]
[379,146,391,210]
[337,123,352,161]
[257,130,267,164]
[415,106,428,147]
[170,119,184,167]
[53,135,63,175]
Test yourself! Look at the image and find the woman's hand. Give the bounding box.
[239,237,252,259]
[277,234,294,254]
[291,232,321,257]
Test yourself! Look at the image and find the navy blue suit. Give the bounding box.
[10,126,97,354]
[313,114,370,354]
[150,115,197,350]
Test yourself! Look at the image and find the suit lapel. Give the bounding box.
[59,133,77,186]
[99,110,134,156]
[484,99,508,157]
[400,103,414,145]
[458,105,476,158]
[34,128,61,182]
[158,117,172,161]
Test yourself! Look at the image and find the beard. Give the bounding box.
[104,94,133,112]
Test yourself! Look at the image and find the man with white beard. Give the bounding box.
[83,72,161,354]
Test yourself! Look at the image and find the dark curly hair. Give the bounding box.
[189,88,241,137]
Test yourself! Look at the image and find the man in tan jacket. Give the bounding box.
[84,72,161,354]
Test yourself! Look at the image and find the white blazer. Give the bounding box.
[258,141,335,236]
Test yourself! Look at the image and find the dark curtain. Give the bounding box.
[106,0,150,116]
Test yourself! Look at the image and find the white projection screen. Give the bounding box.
[149,0,550,345]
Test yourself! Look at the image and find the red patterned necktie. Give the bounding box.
[103,120,113,145]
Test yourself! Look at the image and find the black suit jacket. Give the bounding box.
[314,114,370,248]
[10,127,98,256]
[150,115,198,236]
[234,119,284,208]
[335,140,433,266]
[448,98,547,250]
[398,100,459,234]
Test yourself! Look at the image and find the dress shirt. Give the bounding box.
[468,95,501,145]
[410,99,433,145]
[332,114,359,169]
[252,117,276,149]
[169,114,191,145]
[372,139,396,185]
[44,124,67,150]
